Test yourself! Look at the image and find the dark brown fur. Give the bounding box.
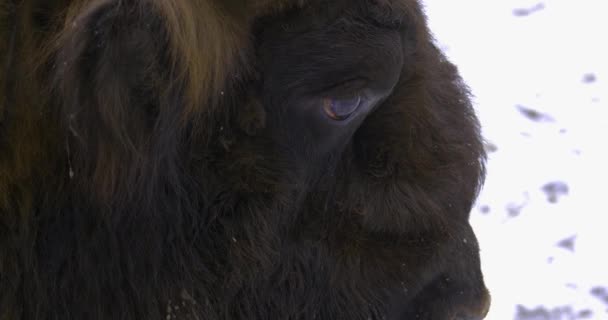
[1,0,490,319]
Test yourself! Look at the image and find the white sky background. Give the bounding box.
[423,0,608,319]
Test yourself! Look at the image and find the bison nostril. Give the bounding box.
[454,289,491,320]
[454,316,480,320]
[479,289,492,318]
[453,314,486,320]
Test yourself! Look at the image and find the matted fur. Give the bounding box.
[1,0,490,319]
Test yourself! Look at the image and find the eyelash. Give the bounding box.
[324,78,368,93]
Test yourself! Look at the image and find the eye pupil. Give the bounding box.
[323,96,362,121]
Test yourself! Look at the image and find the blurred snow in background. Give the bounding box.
[423,0,608,319]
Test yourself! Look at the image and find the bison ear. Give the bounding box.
[54,0,172,151]
[52,0,183,200]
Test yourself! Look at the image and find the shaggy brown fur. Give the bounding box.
[1,0,490,319]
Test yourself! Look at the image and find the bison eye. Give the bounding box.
[322,95,362,121]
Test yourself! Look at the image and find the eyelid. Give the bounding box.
[321,78,368,97]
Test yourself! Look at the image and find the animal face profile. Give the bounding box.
[0,0,490,319]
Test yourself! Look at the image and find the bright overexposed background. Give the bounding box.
[423,0,608,319]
